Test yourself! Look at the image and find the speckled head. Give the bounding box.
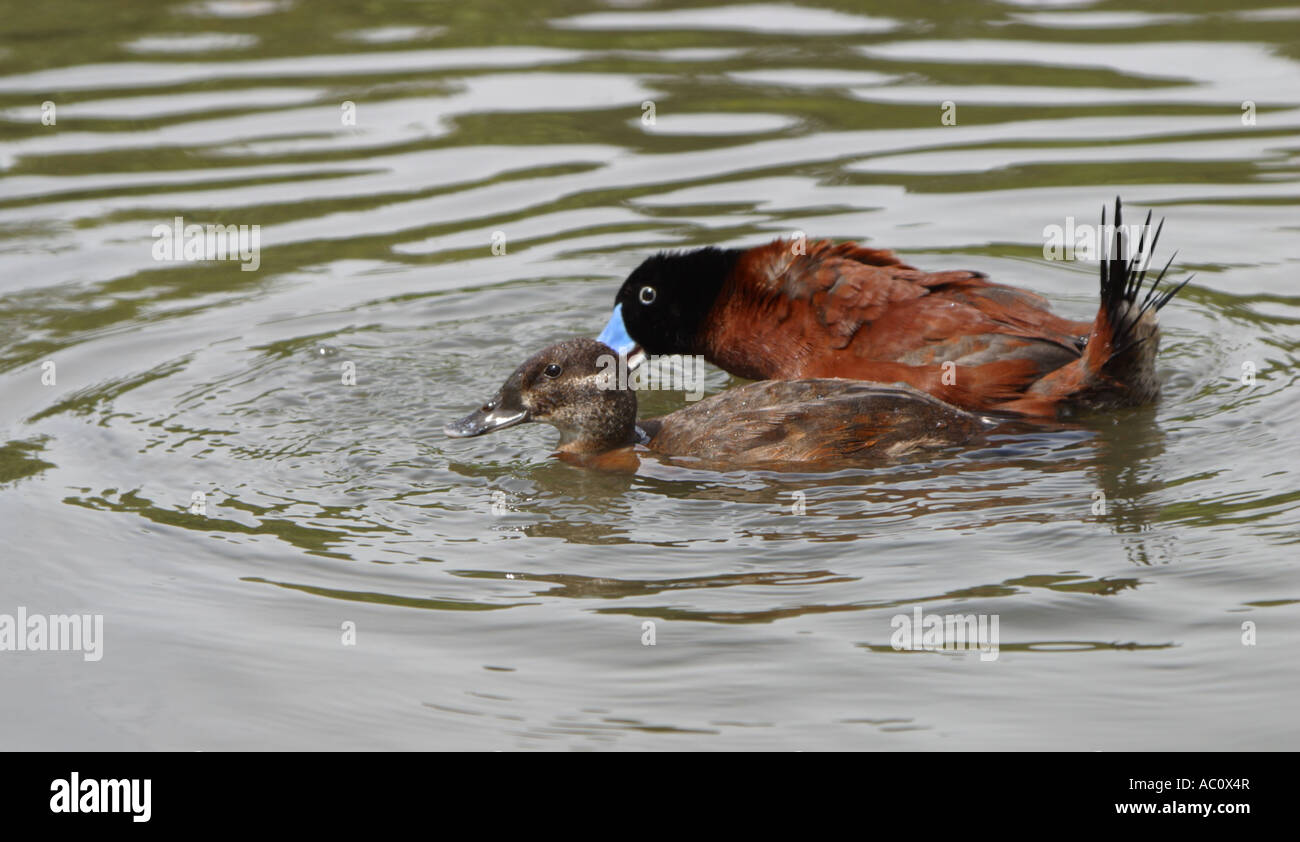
[444,338,639,454]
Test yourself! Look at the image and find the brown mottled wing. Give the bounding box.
[711,239,1088,381]
[644,379,985,466]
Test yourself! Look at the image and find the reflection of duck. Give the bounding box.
[444,338,984,468]
[597,199,1189,417]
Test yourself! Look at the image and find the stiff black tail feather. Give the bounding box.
[1098,197,1192,362]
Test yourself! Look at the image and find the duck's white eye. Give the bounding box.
[638,285,657,305]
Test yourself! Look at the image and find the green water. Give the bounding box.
[1,0,1297,749]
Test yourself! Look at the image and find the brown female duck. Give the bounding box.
[444,338,986,468]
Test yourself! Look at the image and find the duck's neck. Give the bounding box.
[555,424,642,454]
[551,389,641,454]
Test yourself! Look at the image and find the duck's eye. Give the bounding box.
[543,363,562,378]
[638,285,657,305]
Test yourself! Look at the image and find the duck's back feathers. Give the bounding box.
[702,239,1094,411]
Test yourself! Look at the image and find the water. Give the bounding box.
[1,0,1297,750]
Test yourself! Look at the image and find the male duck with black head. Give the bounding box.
[596,199,1190,418]
[444,338,986,471]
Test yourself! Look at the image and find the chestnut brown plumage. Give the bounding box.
[599,198,1189,418]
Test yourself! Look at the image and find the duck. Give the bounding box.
[596,199,1190,418]
[443,338,986,468]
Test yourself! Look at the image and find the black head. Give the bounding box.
[606,247,742,356]
[444,338,639,454]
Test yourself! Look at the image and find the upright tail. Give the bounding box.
[1090,197,1191,400]
[1003,197,1191,416]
